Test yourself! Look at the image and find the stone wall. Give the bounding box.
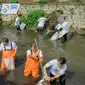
[0,4,85,30]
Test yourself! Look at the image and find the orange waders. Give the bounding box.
[24,50,40,78]
[1,50,15,70]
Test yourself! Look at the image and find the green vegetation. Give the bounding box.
[11,0,18,3]
[36,0,47,4]
[20,10,44,30]
[7,9,63,31]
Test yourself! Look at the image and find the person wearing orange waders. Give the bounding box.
[24,43,44,78]
[0,38,17,70]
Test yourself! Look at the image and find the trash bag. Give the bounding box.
[20,23,26,30]
[4,57,15,70]
[36,77,50,85]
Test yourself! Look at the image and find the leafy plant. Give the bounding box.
[20,10,44,30]
[11,0,18,3]
[36,0,47,5]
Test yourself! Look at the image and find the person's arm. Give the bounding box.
[43,65,48,77]
[39,57,44,63]
[27,50,40,62]
[43,65,50,80]
[38,18,40,22]
[12,50,17,57]
[11,42,17,57]
[43,60,55,80]
[50,73,62,81]
[31,50,40,58]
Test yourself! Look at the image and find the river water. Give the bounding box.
[0,26,85,85]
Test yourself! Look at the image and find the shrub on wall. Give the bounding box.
[36,0,47,4]
[11,0,18,3]
[20,10,44,30]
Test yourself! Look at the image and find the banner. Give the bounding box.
[1,4,20,14]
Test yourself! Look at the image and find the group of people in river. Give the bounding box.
[15,10,69,43]
[0,10,69,85]
[0,38,67,85]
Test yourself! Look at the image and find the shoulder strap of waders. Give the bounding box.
[11,42,12,50]
[30,49,39,60]
[4,44,6,50]
[30,49,33,55]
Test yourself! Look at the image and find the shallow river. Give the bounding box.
[0,26,85,85]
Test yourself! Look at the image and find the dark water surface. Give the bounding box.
[0,26,85,85]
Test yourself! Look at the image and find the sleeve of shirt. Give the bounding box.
[39,50,43,58]
[12,42,17,50]
[45,60,55,68]
[60,65,67,75]
[27,50,31,56]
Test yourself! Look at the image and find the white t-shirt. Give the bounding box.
[38,17,47,28]
[0,41,17,51]
[15,17,20,26]
[27,50,43,58]
[61,22,69,34]
[46,59,67,75]
[55,22,69,38]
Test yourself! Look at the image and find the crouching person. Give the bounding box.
[36,14,47,32]
[43,57,67,85]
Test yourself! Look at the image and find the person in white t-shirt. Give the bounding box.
[58,17,69,43]
[37,14,47,31]
[51,17,69,42]
[15,14,21,31]
[0,38,17,70]
[43,57,67,85]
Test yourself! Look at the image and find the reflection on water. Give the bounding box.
[0,26,85,85]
